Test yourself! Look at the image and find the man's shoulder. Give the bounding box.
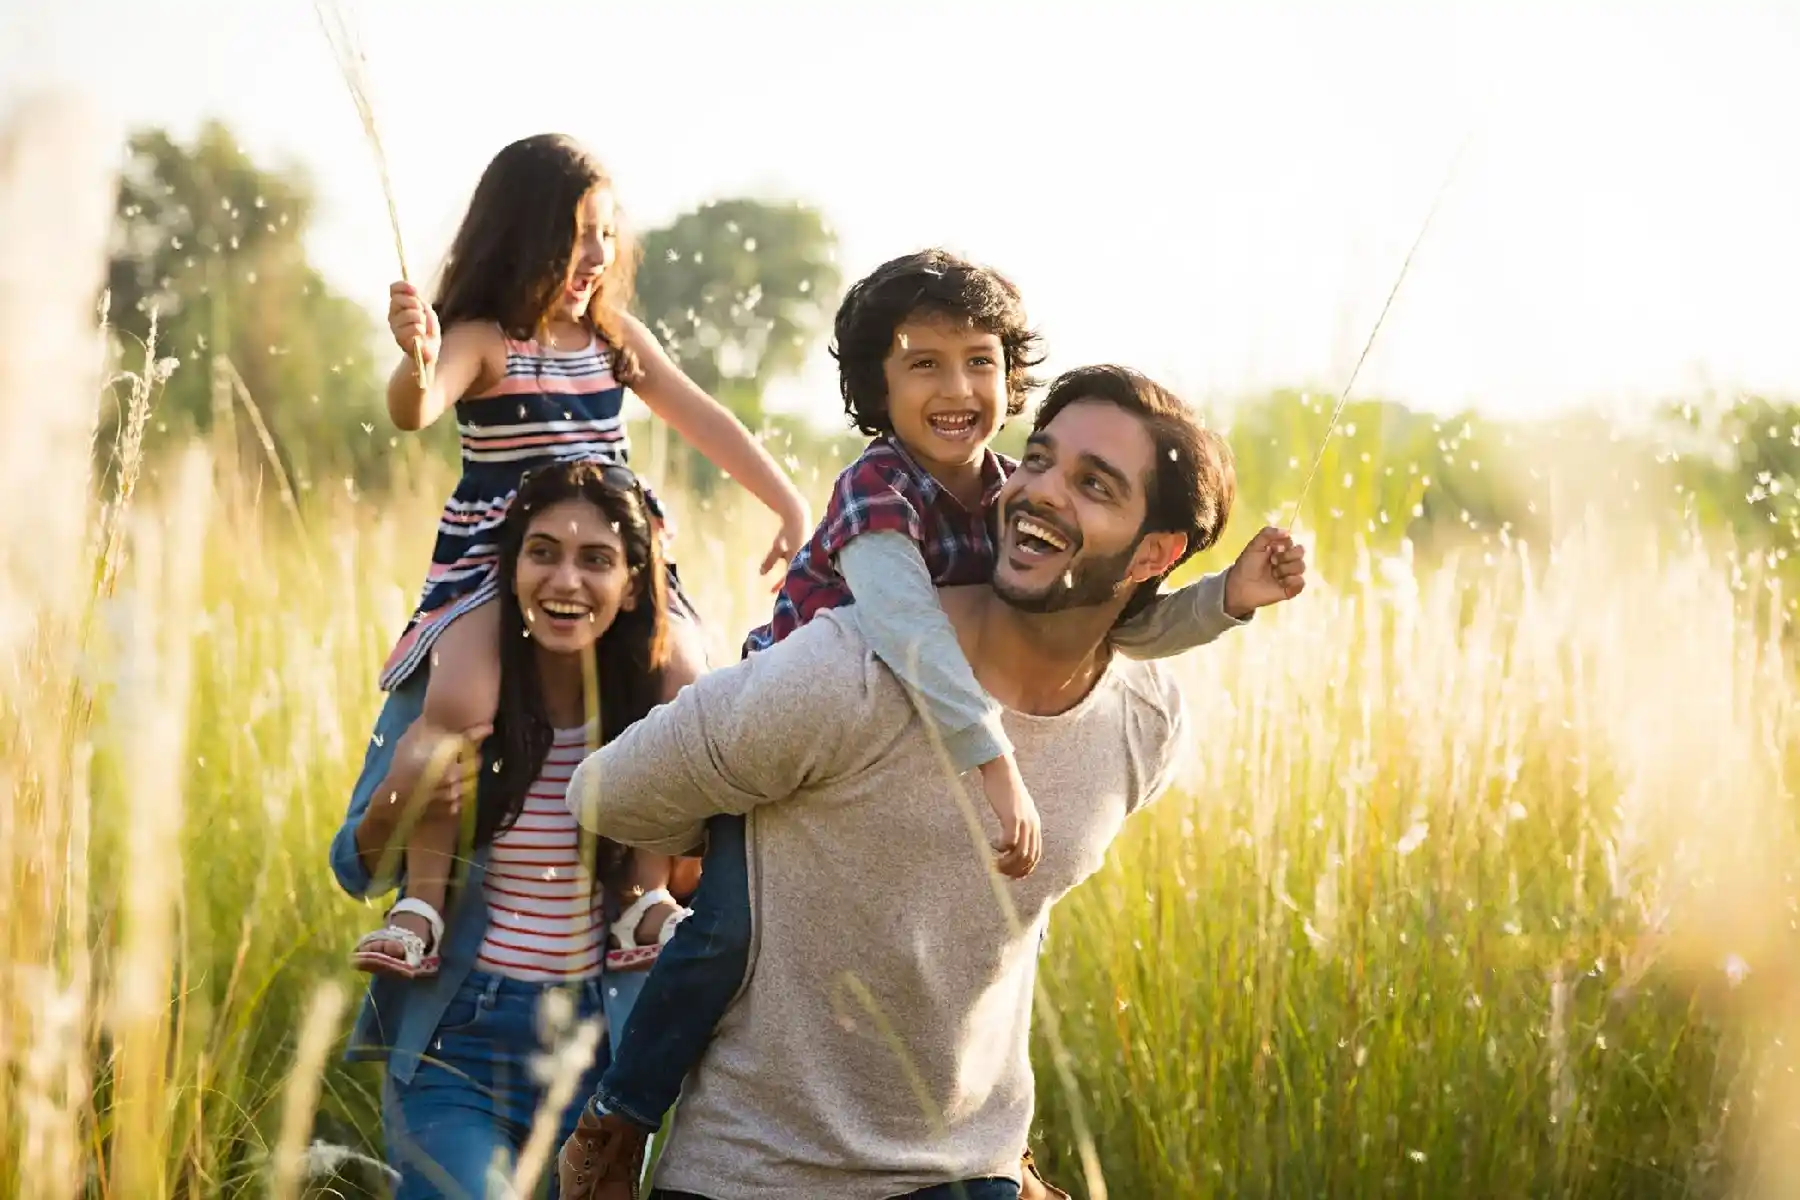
[1111,653,1185,718]
[788,602,874,645]
[1106,656,1189,782]
[744,605,886,689]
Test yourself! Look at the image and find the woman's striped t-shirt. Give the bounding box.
[474,724,606,983]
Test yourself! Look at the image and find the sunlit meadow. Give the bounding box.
[7,98,1800,1200]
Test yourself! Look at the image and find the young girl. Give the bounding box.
[349,133,811,981]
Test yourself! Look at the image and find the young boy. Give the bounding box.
[560,249,1255,1200]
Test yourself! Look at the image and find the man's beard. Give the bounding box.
[994,540,1139,614]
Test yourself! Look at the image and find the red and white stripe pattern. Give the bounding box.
[377,330,633,693]
[475,725,606,982]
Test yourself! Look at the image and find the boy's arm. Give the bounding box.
[1111,569,1253,659]
[1115,525,1307,659]
[837,530,1010,774]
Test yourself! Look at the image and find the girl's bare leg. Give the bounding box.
[358,600,501,969]
[622,851,685,945]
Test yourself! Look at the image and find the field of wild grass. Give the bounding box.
[11,423,1800,1200]
[9,98,1800,1200]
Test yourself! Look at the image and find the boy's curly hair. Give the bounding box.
[830,248,1045,437]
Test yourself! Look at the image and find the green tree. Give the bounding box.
[104,120,389,489]
[634,197,841,434]
[1661,394,1800,600]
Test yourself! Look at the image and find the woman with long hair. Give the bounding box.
[352,131,808,981]
[328,459,698,1195]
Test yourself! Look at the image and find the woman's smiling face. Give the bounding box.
[513,497,637,656]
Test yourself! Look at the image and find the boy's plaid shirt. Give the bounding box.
[741,435,1012,657]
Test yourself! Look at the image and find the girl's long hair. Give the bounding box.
[432,133,643,379]
[473,460,671,893]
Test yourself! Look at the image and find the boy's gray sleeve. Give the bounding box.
[837,530,1011,772]
[1112,569,1252,658]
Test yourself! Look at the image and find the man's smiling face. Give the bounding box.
[994,397,1177,613]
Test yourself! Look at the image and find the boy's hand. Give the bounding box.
[980,754,1043,880]
[1223,526,1307,618]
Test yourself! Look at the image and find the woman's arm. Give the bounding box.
[332,685,429,899]
[618,312,812,576]
[336,716,488,892]
[659,608,710,703]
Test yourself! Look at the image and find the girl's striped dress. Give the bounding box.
[379,328,660,691]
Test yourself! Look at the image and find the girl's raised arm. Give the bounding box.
[617,312,812,579]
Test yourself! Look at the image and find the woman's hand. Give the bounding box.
[388,716,490,819]
[355,716,491,879]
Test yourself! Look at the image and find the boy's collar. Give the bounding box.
[881,434,1007,508]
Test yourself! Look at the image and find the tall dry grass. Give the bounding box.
[1034,521,1800,1197]
[5,91,1800,1200]
[1,92,126,1195]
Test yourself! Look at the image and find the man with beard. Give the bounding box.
[563,364,1307,1199]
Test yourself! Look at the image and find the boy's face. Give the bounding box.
[881,313,1006,475]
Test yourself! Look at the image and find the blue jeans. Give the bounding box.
[650,1182,1019,1200]
[382,969,610,1200]
[594,812,751,1128]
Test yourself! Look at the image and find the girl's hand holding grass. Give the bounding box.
[386,280,440,377]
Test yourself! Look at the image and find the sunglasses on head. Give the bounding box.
[516,458,640,493]
[595,461,642,496]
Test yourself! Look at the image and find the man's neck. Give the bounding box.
[940,587,1122,718]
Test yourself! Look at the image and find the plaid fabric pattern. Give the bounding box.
[742,436,1012,656]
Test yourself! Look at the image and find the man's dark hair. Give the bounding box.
[830,248,1045,437]
[1032,364,1237,621]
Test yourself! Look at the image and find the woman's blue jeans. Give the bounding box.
[650,1183,1020,1200]
[381,969,611,1199]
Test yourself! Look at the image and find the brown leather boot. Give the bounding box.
[556,1102,649,1200]
[1020,1146,1072,1200]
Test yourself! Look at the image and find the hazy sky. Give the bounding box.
[6,0,1799,426]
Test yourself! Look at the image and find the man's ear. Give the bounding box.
[1127,530,1187,585]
